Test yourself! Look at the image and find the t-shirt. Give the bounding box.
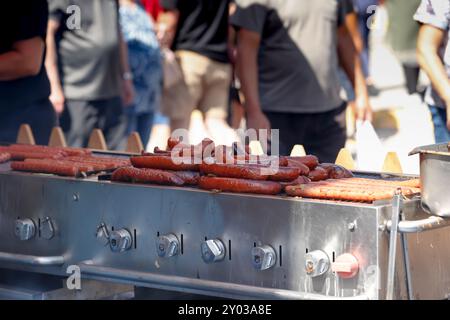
[231,0,354,114]
[48,0,123,100]
[414,0,450,109]
[160,0,231,63]
[0,1,51,110]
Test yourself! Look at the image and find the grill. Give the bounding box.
[0,151,449,300]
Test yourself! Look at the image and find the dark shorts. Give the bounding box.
[60,97,127,150]
[0,98,57,145]
[428,105,450,143]
[265,104,347,163]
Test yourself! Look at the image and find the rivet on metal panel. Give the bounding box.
[73,193,80,202]
[348,221,357,232]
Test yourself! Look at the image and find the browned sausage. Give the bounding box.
[341,177,421,189]
[172,171,201,185]
[199,177,282,195]
[6,151,65,161]
[308,166,329,182]
[279,176,311,190]
[167,137,182,150]
[266,166,302,182]
[310,180,420,195]
[286,156,319,170]
[131,155,200,171]
[319,163,354,179]
[11,159,93,176]
[282,160,310,175]
[64,156,130,169]
[200,163,269,180]
[153,147,172,156]
[0,152,11,164]
[285,184,396,202]
[7,144,91,156]
[112,167,185,186]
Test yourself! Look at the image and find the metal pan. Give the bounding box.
[410,143,450,218]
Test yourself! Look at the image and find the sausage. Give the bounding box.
[167,137,182,150]
[172,171,201,185]
[266,166,302,182]
[308,166,329,182]
[153,147,172,156]
[0,152,11,164]
[131,155,200,171]
[319,163,354,179]
[282,160,310,175]
[11,160,93,177]
[7,144,91,156]
[311,180,420,195]
[340,177,421,189]
[57,147,91,156]
[63,156,130,170]
[286,156,319,170]
[199,177,282,195]
[112,167,185,186]
[285,184,397,202]
[200,163,269,181]
[279,176,311,190]
[6,151,65,161]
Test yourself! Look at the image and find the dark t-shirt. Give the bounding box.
[161,0,231,63]
[0,1,51,110]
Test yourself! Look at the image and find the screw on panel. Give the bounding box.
[73,193,80,201]
[348,222,357,232]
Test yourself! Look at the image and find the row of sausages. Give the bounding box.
[4,144,131,177]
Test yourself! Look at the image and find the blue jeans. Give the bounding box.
[126,112,154,147]
[429,105,450,143]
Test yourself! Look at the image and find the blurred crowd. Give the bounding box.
[1,0,450,163]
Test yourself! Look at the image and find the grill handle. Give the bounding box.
[79,261,369,300]
[0,252,65,266]
[386,216,450,233]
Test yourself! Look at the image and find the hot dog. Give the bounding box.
[340,177,421,189]
[112,167,185,186]
[199,177,282,195]
[0,152,11,164]
[308,166,329,182]
[172,171,201,185]
[11,159,94,177]
[286,156,319,170]
[200,163,269,181]
[279,176,311,190]
[131,155,200,171]
[319,163,354,179]
[285,184,397,202]
[311,180,420,195]
[6,151,65,161]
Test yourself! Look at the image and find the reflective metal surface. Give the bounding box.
[0,171,450,299]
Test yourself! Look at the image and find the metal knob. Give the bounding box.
[252,245,276,271]
[156,234,179,258]
[305,250,330,277]
[201,239,225,264]
[15,219,36,241]
[109,229,132,253]
[95,223,110,246]
[40,217,55,240]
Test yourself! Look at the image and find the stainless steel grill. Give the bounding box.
[0,155,449,300]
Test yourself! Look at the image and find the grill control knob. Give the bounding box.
[305,250,330,277]
[40,217,55,240]
[15,219,36,241]
[332,253,359,279]
[201,239,225,264]
[156,234,179,258]
[252,245,276,271]
[109,229,132,253]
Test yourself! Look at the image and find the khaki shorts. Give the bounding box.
[161,50,232,121]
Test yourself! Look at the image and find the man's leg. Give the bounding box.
[60,100,98,148]
[265,112,307,156]
[136,112,155,148]
[101,97,128,151]
[429,105,450,143]
[200,59,238,146]
[306,104,347,163]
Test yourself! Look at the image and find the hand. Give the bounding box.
[122,78,135,107]
[49,87,65,114]
[246,107,271,134]
[447,104,450,131]
[353,93,373,122]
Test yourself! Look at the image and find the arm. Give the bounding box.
[417,24,450,129]
[45,19,65,114]
[157,10,179,49]
[235,28,271,131]
[119,29,135,107]
[338,15,372,121]
[0,37,45,81]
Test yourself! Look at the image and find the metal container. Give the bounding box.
[410,143,450,218]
